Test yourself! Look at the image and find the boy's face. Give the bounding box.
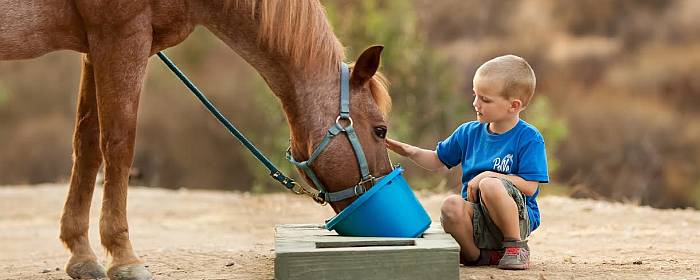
[472,75,516,123]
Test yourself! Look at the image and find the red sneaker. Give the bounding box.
[497,240,530,270]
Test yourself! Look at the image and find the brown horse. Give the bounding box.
[0,1,393,279]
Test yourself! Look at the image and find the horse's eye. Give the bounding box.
[374,126,387,139]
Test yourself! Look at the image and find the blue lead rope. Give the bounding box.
[156,52,304,194]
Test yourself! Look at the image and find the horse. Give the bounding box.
[0,1,393,279]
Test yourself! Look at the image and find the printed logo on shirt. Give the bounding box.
[493,154,513,173]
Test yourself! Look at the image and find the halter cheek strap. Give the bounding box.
[287,63,375,203]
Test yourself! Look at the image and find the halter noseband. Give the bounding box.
[286,63,378,204]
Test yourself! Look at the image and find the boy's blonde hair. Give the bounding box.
[475,55,536,107]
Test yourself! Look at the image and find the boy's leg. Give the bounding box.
[440,195,480,262]
[478,178,521,240]
[478,177,531,270]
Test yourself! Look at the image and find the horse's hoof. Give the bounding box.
[66,259,107,279]
[108,264,153,280]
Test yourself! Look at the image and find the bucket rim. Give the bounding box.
[325,166,405,231]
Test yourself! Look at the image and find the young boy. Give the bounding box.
[386,55,548,270]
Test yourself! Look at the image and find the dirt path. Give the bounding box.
[1,184,699,280]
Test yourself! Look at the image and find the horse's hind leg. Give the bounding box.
[90,32,153,280]
[60,54,107,279]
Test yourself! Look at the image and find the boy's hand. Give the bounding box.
[467,178,480,202]
[386,139,447,172]
[467,171,496,202]
[385,138,413,157]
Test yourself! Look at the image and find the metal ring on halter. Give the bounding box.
[335,116,353,130]
[354,184,365,196]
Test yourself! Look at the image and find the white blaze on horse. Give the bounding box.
[0,1,393,279]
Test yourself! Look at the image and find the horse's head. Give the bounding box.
[201,2,393,212]
[288,45,393,213]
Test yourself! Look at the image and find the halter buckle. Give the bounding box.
[358,176,376,192]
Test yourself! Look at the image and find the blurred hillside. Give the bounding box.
[1,0,699,209]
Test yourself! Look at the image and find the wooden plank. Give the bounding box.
[274,223,459,280]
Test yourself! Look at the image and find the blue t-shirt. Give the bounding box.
[436,119,549,231]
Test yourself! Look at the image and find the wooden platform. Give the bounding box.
[274,223,459,280]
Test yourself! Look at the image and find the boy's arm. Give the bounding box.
[386,138,448,173]
[470,171,539,197]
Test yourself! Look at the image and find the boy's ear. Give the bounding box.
[510,99,524,112]
[351,45,383,85]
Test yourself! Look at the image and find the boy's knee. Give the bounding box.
[479,177,507,200]
[441,195,467,225]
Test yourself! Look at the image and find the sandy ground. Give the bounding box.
[1,184,699,280]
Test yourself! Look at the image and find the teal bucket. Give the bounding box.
[325,167,431,238]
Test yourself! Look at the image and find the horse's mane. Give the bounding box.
[227,0,344,72]
[229,0,391,116]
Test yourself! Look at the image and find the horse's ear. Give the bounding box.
[351,45,383,85]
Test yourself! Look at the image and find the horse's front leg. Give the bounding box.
[60,54,107,279]
[89,27,153,280]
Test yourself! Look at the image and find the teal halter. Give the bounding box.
[286,63,376,203]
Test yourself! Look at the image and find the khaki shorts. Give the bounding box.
[471,178,531,250]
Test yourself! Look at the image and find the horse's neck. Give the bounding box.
[195,1,339,149]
